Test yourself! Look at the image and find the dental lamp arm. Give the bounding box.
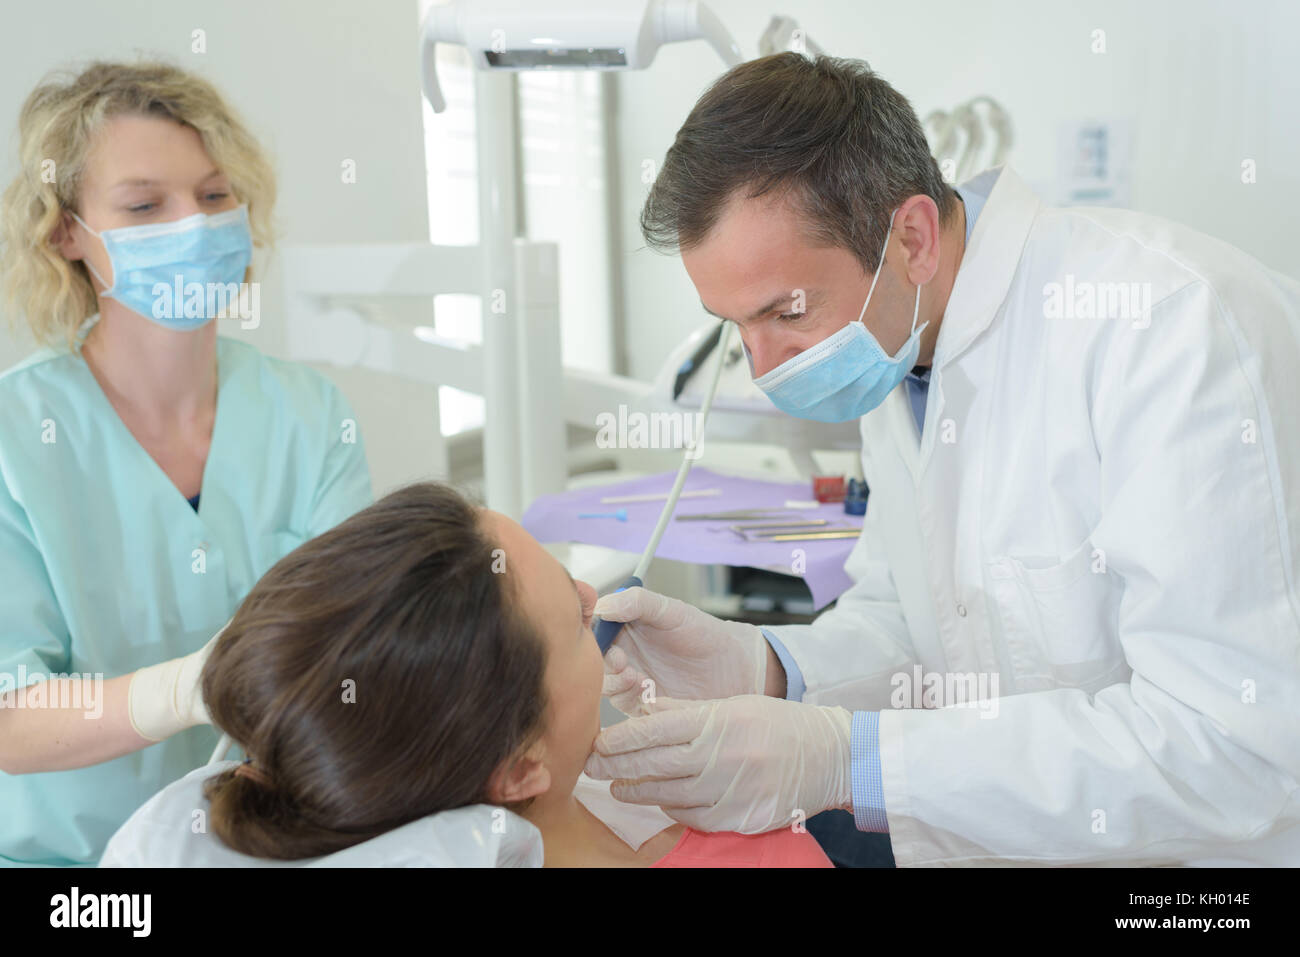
[658,0,744,66]
[420,2,463,113]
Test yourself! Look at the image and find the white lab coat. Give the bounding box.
[768,166,1300,866]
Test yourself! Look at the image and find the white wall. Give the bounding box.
[0,0,441,496]
[3,1,1296,493]
[612,0,1300,381]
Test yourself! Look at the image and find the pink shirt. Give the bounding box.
[651,826,833,868]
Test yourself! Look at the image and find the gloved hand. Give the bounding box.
[584,693,854,834]
[126,623,227,742]
[595,587,768,715]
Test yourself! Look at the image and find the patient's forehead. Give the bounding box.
[481,508,536,561]
[479,509,565,604]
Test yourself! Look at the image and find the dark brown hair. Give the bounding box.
[200,482,548,861]
[641,53,957,274]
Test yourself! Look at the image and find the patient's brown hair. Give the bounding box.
[201,482,548,860]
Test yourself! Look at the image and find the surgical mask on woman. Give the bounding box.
[69,205,253,331]
[752,207,927,422]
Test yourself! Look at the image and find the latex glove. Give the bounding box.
[126,623,227,742]
[584,694,853,834]
[602,645,650,708]
[595,587,767,714]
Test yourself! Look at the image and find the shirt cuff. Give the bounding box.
[851,710,889,832]
[759,628,806,702]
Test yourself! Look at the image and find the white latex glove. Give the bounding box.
[595,587,767,714]
[601,645,649,707]
[584,694,854,834]
[126,623,227,742]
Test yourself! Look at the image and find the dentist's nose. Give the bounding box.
[744,330,799,379]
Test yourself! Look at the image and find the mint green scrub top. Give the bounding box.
[0,335,372,865]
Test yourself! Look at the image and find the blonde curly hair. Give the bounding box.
[0,60,276,350]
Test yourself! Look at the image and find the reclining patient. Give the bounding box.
[192,482,831,867]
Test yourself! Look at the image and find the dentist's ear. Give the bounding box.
[895,194,944,287]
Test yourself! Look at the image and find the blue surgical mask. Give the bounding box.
[70,205,253,331]
[751,208,927,422]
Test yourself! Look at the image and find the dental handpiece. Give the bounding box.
[593,320,732,654]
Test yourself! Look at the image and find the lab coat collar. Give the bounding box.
[899,166,1042,481]
[931,165,1042,373]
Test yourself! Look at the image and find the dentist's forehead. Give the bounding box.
[683,191,808,281]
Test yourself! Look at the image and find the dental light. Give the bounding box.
[420,0,744,111]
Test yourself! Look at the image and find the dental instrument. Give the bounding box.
[592,320,732,654]
[673,319,725,400]
[675,508,801,521]
[727,520,830,532]
[746,529,861,542]
[579,509,629,521]
[600,488,721,505]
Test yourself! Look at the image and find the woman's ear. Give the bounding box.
[52,210,85,261]
[485,747,552,806]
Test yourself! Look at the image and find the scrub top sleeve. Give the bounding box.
[0,480,72,682]
[305,384,373,539]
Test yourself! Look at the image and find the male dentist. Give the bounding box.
[585,53,1300,866]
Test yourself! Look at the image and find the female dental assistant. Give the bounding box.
[0,61,371,866]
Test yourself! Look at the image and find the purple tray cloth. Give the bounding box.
[521,467,857,610]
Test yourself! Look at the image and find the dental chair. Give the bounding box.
[99,762,544,867]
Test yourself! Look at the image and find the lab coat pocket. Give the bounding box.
[988,540,1128,693]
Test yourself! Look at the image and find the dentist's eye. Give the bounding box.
[777,311,806,321]
[203,192,230,202]
[127,203,156,214]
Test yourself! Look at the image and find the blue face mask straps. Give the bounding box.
[856,208,897,325]
[856,207,924,357]
[67,210,112,291]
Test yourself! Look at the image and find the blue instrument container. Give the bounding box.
[844,478,868,516]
